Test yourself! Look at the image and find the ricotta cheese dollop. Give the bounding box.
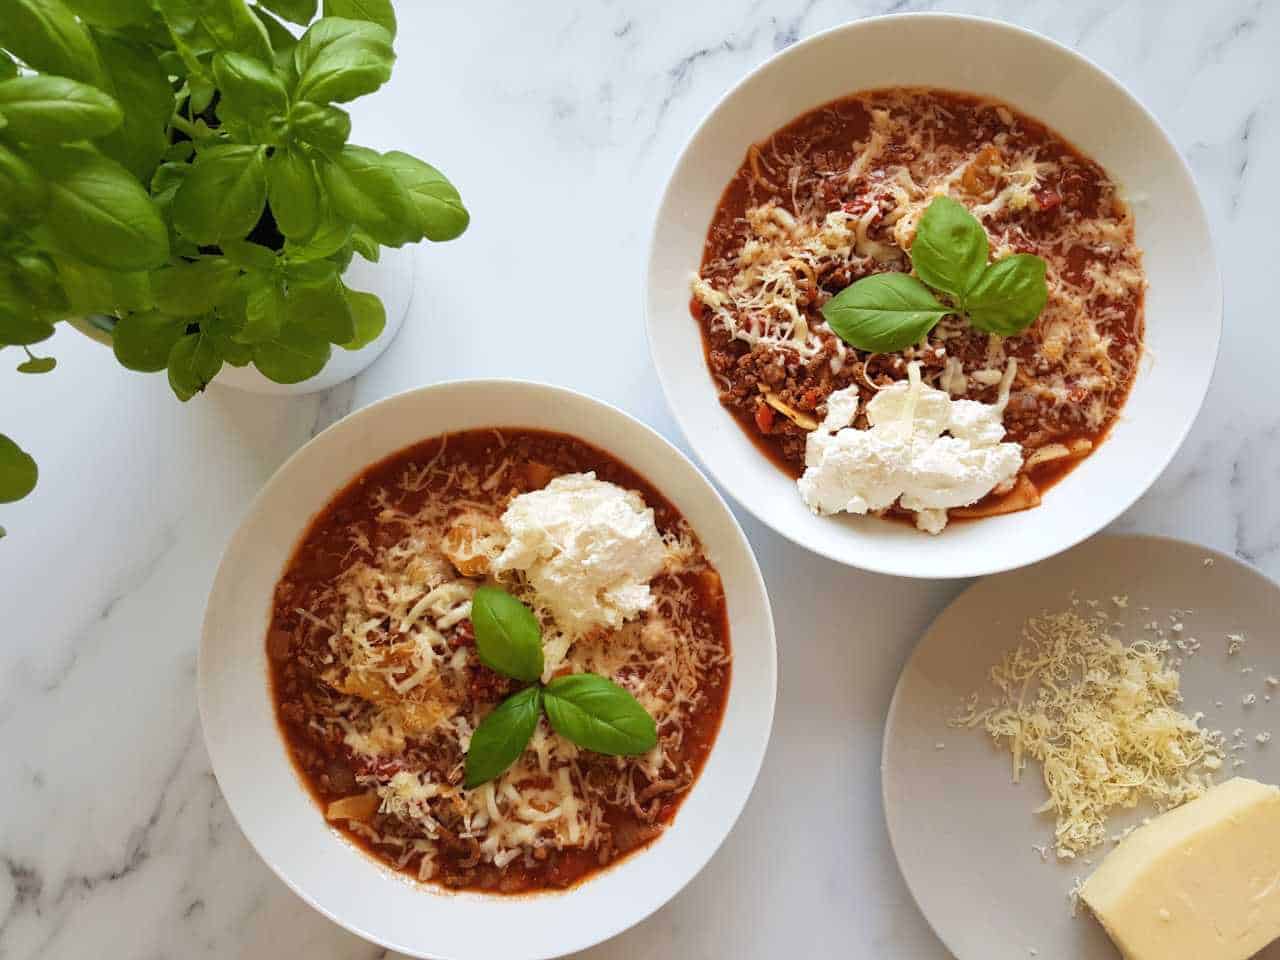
[797,360,1023,534]
[492,472,666,634]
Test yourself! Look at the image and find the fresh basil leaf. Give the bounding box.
[543,674,658,756]
[283,257,335,285]
[12,252,62,310]
[219,238,279,271]
[17,355,57,374]
[111,309,186,372]
[287,100,350,151]
[0,51,17,80]
[0,76,123,143]
[172,145,268,245]
[167,331,223,400]
[202,305,253,364]
[318,146,417,247]
[63,0,154,27]
[0,433,37,503]
[149,162,191,224]
[0,307,55,346]
[339,283,383,349]
[151,258,240,316]
[322,0,394,37]
[0,142,48,221]
[348,228,379,262]
[285,276,352,344]
[252,4,301,78]
[259,0,316,25]
[93,31,174,181]
[240,272,286,342]
[188,73,217,115]
[173,332,226,397]
[213,50,288,124]
[965,254,1048,337]
[252,322,329,382]
[822,272,951,353]
[911,195,989,301]
[464,686,541,789]
[292,17,393,104]
[330,240,354,273]
[55,257,152,314]
[31,145,169,271]
[266,146,321,239]
[381,150,468,241]
[161,0,272,62]
[471,586,545,684]
[0,0,102,84]
[283,218,350,260]
[163,141,197,164]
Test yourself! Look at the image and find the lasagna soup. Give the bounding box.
[268,430,731,893]
[692,88,1145,531]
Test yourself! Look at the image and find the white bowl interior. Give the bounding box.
[645,14,1221,579]
[199,380,777,960]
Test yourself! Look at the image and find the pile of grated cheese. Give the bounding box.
[952,609,1224,859]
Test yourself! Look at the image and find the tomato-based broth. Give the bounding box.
[268,429,731,893]
[691,88,1145,527]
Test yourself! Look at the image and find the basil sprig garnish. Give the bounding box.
[463,588,659,789]
[821,196,1049,352]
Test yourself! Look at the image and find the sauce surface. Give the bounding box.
[269,429,731,893]
[692,87,1145,520]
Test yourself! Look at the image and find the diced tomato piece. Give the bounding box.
[753,401,775,434]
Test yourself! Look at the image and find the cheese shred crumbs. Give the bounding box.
[952,609,1224,859]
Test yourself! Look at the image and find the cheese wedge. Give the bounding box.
[1081,778,1280,960]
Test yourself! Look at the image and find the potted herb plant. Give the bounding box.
[0,0,469,521]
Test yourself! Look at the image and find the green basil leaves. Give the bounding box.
[911,196,988,299]
[821,196,1049,352]
[293,17,394,104]
[822,272,951,353]
[543,674,659,756]
[463,587,660,788]
[0,434,37,504]
[0,5,471,526]
[171,145,268,246]
[965,253,1048,335]
[472,585,544,683]
[464,685,543,789]
[0,75,122,143]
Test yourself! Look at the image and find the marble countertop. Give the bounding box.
[1,1,1276,957]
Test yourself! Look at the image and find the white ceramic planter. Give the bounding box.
[70,244,417,396]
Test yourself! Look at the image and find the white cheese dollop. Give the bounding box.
[797,360,1022,534]
[492,473,666,634]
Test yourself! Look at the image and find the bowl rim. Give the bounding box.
[642,11,1223,580]
[197,377,778,959]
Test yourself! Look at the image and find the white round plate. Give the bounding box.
[199,380,777,960]
[883,534,1280,959]
[645,14,1221,579]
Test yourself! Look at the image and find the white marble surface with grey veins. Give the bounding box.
[1,1,1277,957]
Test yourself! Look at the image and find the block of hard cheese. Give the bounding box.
[1081,777,1280,960]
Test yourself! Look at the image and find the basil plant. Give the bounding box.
[0,0,469,519]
